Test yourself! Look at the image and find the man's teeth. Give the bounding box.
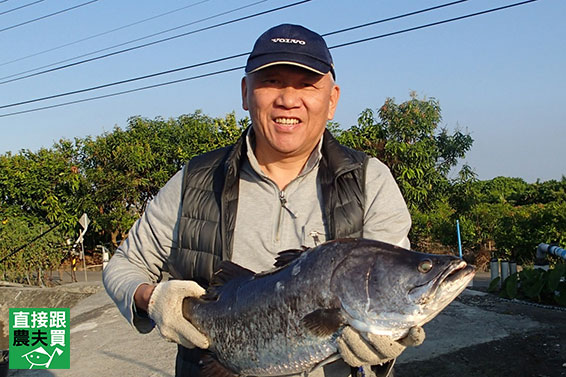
[275,118,299,125]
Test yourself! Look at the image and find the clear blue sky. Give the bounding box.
[0,0,564,182]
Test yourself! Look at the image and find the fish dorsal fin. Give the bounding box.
[210,261,255,287]
[200,353,238,377]
[274,246,309,268]
[202,261,256,301]
[301,308,345,337]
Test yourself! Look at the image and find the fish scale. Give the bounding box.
[187,250,341,375]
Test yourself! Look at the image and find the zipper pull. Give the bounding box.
[279,190,287,206]
[279,191,297,219]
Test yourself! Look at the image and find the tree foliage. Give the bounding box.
[0,142,80,283]
[337,93,473,212]
[446,176,566,263]
[1,111,244,282]
[0,206,67,284]
[78,111,244,247]
[1,102,564,285]
[0,142,83,227]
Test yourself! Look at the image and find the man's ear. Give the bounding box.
[241,76,249,111]
[327,84,340,120]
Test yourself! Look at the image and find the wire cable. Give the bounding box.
[0,0,98,33]
[0,66,245,118]
[1,0,464,73]
[0,52,250,109]
[322,0,468,37]
[329,0,538,50]
[0,0,45,16]
[0,0,469,109]
[0,0,540,118]
[0,0,287,84]
[0,0,210,67]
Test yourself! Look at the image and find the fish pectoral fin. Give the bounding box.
[301,308,345,337]
[274,247,308,268]
[201,354,239,377]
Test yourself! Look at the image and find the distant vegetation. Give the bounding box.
[1,95,564,284]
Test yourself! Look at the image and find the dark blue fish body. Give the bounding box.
[182,238,475,376]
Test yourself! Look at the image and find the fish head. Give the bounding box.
[330,240,475,339]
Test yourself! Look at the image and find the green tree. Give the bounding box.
[521,177,566,205]
[489,200,566,263]
[475,176,530,205]
[0,143,82,284]
[78,111,244,247]
[337,92,473,212]
[0,206,67,285]
[0,142,83,227]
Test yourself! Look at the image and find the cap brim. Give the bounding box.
[247,61,327,76]
[246,51,335,78]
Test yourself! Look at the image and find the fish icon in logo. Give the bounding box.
[21,346,63,369]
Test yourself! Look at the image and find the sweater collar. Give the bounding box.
[224,126,362,179]
[244,126,323,178]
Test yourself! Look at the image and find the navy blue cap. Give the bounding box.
[246,24,335,79]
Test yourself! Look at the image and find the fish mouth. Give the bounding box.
[438,260,475,288]
[411,259,476,304]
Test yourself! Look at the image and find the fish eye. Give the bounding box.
[418,259,433,273]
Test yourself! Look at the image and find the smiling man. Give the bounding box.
[103,24,422,377]
[242,64,339,190]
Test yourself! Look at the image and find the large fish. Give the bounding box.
[182,238,475,376]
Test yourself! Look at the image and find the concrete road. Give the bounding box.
[6,271,544,377]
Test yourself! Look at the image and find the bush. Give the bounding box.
[491,264,566,307]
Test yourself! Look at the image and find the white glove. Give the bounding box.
[337,326,425,367]
[147,280,210,349]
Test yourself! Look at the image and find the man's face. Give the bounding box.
[241,65,340,163]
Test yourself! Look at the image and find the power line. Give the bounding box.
[0,0,45,16]
[0,0,210,67]
[0,0,540,119]
[0,0,284,84]
[0,0,98,33]
[0,0,468,109]
[0,67,245,118]
[322,0,468,37]
[0,52,250,109]
[0,222,61,264]
[329,0,538,50]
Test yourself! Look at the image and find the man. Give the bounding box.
[103,24,423,377]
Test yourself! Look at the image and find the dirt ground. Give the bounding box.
[396,291,566,377]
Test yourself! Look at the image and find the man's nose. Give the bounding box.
[275,86,301,109]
